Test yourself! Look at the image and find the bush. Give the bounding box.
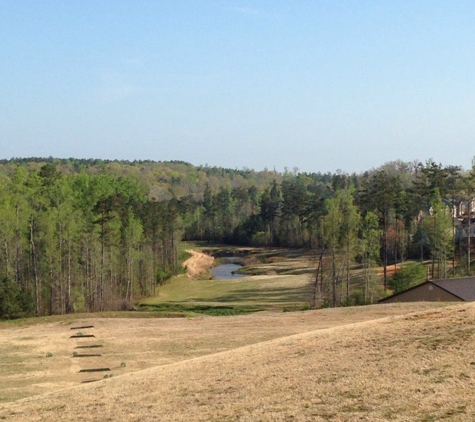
[344,290,364,306]
[156,268,173,284]
[0,277,34,319]
[388,263,426,294]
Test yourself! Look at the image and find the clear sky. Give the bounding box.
[1,1,474,173]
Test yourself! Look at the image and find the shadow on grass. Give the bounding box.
[192,285,313,305]
[140,284,314,316]
[138,303,260,316]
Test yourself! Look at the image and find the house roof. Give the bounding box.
[379,276,475,302]
[431,277,475,301]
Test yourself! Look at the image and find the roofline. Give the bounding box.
[378,281,430,303]
[378,279,465,303]
[429,279,466,301]
[429,286,464,301]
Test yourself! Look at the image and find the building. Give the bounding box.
[379,277,475,303]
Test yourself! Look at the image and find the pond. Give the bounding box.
[210,258,246,280]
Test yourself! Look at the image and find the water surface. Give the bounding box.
[210,262,245,280]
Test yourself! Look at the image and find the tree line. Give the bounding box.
[174,160,474,306]
[0,164,180,318]
[0,158,473,317]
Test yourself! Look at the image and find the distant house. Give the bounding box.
[418,198,475,241]
[379,277,475,303]
[456,217,475,240]
[454,199,475,219]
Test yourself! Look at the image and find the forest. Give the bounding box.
[0,157,473,317]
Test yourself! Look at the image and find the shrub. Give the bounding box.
[388,263,426,293]
[0,277,34,319]
[156,268,173,284]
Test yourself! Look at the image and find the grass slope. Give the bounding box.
[141,274,313,315]
[0,303,438,404]
[0,302,470,421]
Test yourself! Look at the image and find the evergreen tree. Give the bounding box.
[422,189,453,279]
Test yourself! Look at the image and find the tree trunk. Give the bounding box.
[383,211,388,289]
[29,219,40,316]
[468,216,471,275]
[312,247,324,308]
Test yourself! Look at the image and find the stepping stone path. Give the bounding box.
[70,334,95,338]
[75,344,103,349]
[79,367,111,373]
[69,325,110,383]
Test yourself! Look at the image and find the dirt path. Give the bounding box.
[182,250,214,278]
[376,263,399,277]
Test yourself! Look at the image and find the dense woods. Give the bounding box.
[0,161,180,318]
[0,157,474,317]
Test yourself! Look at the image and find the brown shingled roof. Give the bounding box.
[378,276,475,303]
[431,277,475,301]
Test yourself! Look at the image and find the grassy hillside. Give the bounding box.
[0,302,468,421]
[140,274,313,315]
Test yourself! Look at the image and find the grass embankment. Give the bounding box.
[140,274,313,315]
[140,246,315,315]
[0,301,468,421]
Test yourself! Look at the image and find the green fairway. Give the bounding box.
[139,273,313,315]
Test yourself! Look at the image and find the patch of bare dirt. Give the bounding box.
[183,250,214,278]
[376,263,400,277]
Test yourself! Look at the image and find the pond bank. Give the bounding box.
[183,250,215,278]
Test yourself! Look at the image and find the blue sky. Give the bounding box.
[1,1,474,173]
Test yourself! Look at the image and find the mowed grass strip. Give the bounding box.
[1,302,474,421]
[140,273,313,314]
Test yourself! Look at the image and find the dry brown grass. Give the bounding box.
[1,302,471,421]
